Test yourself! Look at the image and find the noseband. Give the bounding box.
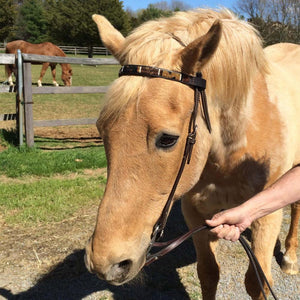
[119,64,211,251]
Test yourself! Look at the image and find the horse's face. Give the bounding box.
[86,78,212,284]
[85,15,221,285]
[62,65,72,86]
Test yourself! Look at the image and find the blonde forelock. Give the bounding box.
[100,8,268,127]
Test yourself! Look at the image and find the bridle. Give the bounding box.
[119,64,277,300]
[121,65,210,220]
[119,64,211,249]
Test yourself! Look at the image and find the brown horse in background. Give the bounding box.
[5,40,72,87]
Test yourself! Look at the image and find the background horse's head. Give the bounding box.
[86,9,266,285]
[61,64,72,86]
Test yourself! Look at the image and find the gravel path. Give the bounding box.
[0,202,299,300]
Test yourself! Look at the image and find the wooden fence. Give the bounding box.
[0,43,110,56]
[0,53,16,93]
[59,46,110,56]
[0,52,118,147]
[0,54,17,125]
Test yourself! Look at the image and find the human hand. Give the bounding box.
[205,207,251,242]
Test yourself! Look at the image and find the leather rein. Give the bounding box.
[119,64,277,300]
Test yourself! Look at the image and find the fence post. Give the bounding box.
[16,50,24,146]
[23,62,34,147]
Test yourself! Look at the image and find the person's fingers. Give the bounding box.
[223,226,240,242]
[211,224,229,238]
[210,224,241,242]
[232,227,241,242]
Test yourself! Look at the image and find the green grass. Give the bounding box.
[0,55,115,226]
[0,145,107,177]
[0,176,106,225]
[0,132,107,224]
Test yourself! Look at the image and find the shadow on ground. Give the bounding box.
[0,202,197,300]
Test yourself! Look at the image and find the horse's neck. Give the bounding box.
[60,63,68,70]
[208,72,279,174]
[209,98,250,168]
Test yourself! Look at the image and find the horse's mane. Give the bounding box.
[99,9,268,129]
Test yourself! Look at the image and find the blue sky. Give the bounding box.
[122,0,237,11]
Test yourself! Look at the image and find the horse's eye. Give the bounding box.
[156,133,179,149]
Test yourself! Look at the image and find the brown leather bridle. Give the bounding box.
[119,64,211,260]
[118,65,277,300]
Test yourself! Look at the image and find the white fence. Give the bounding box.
[59,46,111,56]
[0,43,110,56]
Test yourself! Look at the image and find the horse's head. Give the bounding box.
[85,14,221,285]
[61,64,72,86]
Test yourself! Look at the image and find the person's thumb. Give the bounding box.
[205,212,226,227]
[205,218,221,227]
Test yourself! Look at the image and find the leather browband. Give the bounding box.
[119,65,206,90]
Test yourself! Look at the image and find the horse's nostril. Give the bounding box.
[109,259,132,281]
[118,259,132,272]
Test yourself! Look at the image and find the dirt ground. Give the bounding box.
[34,126,102,149]
[0,127,299,299]
[0,201,299,300]
[0,125,102,151]
[34,126,100,141]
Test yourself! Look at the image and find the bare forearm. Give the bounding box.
[242,165,300,223]
[206,165,300,241]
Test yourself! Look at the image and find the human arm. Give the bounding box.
[206,164,300,241]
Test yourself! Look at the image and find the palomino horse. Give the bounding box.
[5,40,72,87]
[85,9,300,299]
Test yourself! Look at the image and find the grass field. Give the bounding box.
[0,55,119,225]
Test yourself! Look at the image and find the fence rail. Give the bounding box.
[0,43,110,56]
[0,53,15,64]
[0,54,17,122]
[59,46,110,56]
[0,52,119,147]
[22,53,117,65]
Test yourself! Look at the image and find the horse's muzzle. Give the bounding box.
[84,237,136,285]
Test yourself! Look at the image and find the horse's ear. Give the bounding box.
[92,14,125,61]
[179,20,222,74]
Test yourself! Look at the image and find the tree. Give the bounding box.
[15,0,48,43]
[126,1,190,31]
[45,0,130,56]
[0,0,17,42]
[152,0,191,11]
[137,4,173,23]
[235,0,299,45]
